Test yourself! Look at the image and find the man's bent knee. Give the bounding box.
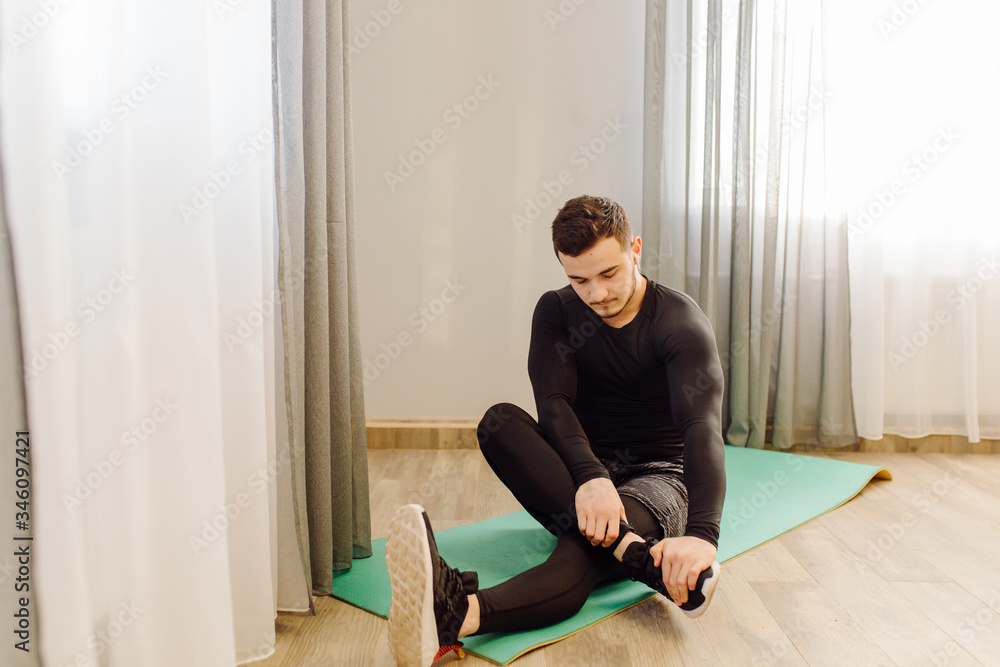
[476,402,523,450]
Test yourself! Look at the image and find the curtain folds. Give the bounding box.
[643,0,857,449]
[827,0,1000,443]
[1,1,278,663]
[273,0,372,598]
[0,166,39,667]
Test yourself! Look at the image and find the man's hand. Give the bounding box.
[649,536,717,605]
[575,477,627,547]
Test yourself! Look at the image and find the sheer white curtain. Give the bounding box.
[644,0,856,449]
[0,1,278,664]
[827,0,1000,441]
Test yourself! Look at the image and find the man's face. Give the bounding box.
[558,236,642,319]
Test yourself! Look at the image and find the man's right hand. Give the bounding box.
[575,477,628,547]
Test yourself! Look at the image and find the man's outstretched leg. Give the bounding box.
[386,504,479,667]
[385,499,652,667]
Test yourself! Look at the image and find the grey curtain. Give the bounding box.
[0,167,39,667]
[272,0,372,599]
[643,0,857,449]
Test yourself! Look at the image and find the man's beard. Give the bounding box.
[596,266,638,319]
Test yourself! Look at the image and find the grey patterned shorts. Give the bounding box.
[599,456,689,539]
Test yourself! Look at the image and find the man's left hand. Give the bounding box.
[648,536,717,605]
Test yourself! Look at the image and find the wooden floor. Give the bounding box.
[256,450,1000,666]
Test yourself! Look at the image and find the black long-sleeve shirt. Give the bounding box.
[527,275,727,547]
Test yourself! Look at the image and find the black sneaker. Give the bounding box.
[621,540,721,618]
[386,504,479,666]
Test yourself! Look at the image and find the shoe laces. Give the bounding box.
[433,562,471,638]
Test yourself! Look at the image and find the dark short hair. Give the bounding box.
[551,195,633,258]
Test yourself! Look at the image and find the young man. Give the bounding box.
[386,195,727,666]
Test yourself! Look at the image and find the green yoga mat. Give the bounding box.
[331,444,891,664]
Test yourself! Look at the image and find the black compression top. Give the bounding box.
[527,274,727,547]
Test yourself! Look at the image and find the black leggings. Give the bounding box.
[472,403,667,635]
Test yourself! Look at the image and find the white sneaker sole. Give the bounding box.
[680,561,721,619]
[387,504,438,667]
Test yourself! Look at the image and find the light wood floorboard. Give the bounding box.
[257,451,1000,667]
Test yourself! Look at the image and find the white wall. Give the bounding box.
[351,0,646,419]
